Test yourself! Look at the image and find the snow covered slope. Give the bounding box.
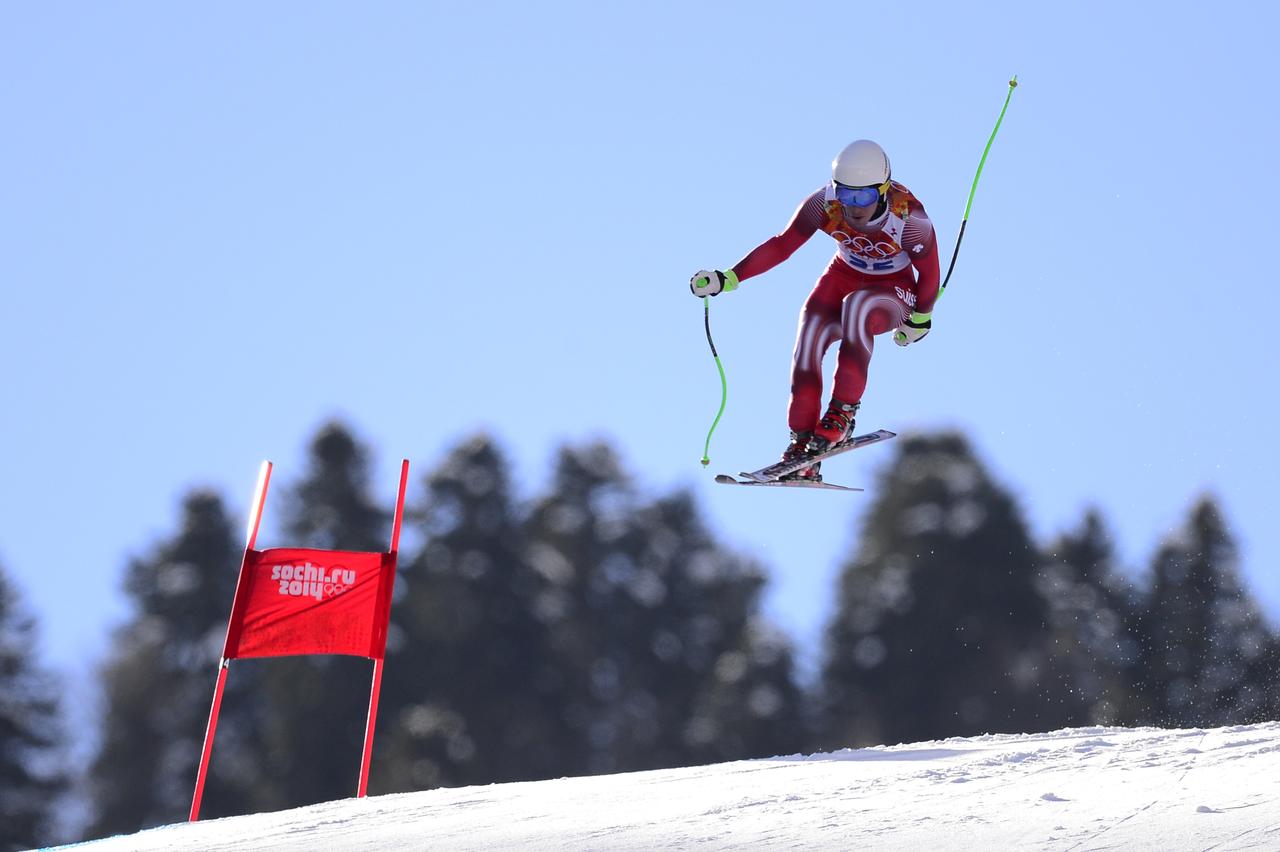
[64,724,1280,851]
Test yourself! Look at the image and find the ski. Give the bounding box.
[714,474,863,492]
[738,429,897,483]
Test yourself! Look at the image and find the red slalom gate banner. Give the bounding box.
[222,548,396,660]
[190,459,409,822]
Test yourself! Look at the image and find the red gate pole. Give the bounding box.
[190,460,273,822]
[189,662,229,821]
[357,657,386,798]
[356,459,409,798]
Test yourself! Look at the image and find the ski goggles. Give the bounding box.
[833,180,890,208]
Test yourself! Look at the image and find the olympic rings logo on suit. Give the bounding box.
[830,231,900,259]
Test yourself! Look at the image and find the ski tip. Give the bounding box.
[714,474,739,484]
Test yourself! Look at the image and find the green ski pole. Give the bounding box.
[938,76,1018,300]
[700,299,728,467]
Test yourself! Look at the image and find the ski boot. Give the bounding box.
[779,429,822,482]
[808,399,860,456]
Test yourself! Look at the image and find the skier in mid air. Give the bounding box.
[691,139,940,482]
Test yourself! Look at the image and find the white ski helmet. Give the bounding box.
[832,139,891,187]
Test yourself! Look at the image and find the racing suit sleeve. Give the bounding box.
[729,190,826,283]
[903,206,940,314]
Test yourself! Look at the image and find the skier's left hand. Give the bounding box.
[894,311,932,346]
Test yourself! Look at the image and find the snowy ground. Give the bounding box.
[58,724,1280,851]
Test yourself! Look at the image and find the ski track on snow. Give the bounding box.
[56,723,1280,852]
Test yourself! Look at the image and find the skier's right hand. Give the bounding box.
[690,269,739,298]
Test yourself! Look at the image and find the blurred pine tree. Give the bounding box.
[524,441,805,776]
[1039,509,1147,725]
[0,564,67,851]
[817,432,1086,748]
[374,433,564,791]
[86,492,257,836]
[1137,496,1276,727]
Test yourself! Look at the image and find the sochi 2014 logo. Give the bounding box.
[271,562,356,601]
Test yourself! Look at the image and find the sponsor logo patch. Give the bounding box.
[270,561,357,601]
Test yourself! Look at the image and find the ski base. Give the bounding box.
[740,429,897,483]
[714,474,863,492]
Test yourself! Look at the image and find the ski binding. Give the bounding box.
[740,429,896,483]
[713,428,897,492]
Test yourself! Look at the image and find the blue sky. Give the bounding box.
[2,0,1277,694]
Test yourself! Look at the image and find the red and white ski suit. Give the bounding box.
[730,182,940,434]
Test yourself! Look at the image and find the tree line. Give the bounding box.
[1,423,1275,848]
